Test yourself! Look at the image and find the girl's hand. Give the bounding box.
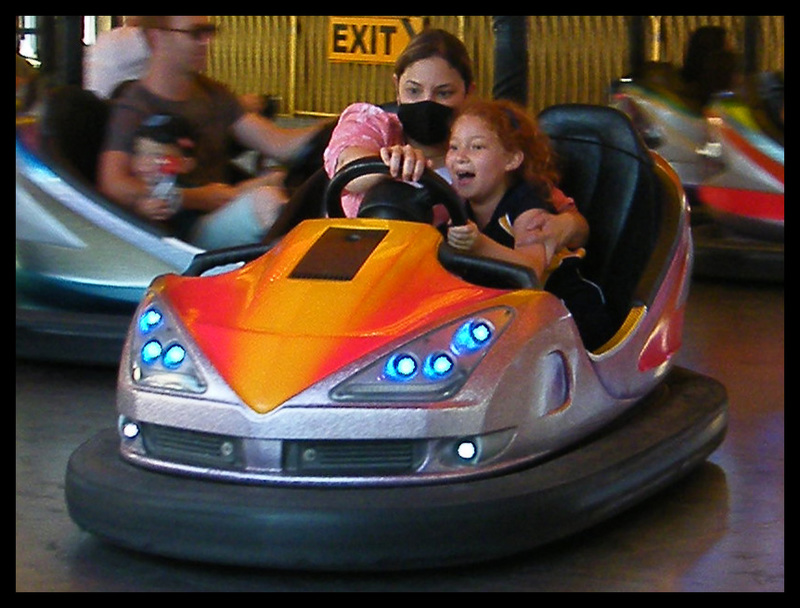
[447,220,480,251]
[379,144,427,182]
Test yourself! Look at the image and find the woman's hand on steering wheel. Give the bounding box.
[324,156,467,225]
[379,144,428,183]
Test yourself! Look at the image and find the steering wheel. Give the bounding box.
[324,156,468,226]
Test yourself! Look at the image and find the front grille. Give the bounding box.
[141,423,242,469]
[284,439,424,476]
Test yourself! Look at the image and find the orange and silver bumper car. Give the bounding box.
[610,70,783,282]
[65,105,727,570]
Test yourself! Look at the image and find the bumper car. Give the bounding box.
[16,86,333,365]
[610,68,783,282]
[65,104,728,570]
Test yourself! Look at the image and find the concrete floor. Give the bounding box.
[16,278,783,591]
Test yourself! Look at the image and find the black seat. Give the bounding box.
[538,104,662,329]
[39,85,110,187]
[260,120,338,241]
[262,167,330,241]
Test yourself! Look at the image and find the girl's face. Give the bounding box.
[446,114,522,206]
[395,56,469,109]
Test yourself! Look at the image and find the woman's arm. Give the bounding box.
[513,186,589,251]
[521,207,589,250]
[323,103,413,192]
[447,216,550,282]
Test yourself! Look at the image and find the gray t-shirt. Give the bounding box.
[103,74,245,186]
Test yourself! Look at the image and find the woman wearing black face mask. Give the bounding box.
[324,28,473,218]
[323,28,588,254]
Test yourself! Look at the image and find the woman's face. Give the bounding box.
[395,56,469,110]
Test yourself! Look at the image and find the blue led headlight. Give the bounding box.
[141,339,163,364]
[423,351,455,380]
[331,307,513,402]
[451,319,493,354]
[384,354,419,381]
[129,293,206,393]
[138,307,163,333]
[162,343,187,369]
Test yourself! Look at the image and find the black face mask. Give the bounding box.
[397,100,454,146]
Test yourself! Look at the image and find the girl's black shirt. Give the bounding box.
[465,180,555,248]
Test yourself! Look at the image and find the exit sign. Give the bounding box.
[328,16,425,65]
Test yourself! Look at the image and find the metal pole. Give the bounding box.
[743,16,759,74]
[492,16,528,106]
[61,15,84,86]
[628,16,647,76]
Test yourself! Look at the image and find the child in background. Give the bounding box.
[445,98,613,350]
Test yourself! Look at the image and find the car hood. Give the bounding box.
[156,219,514,413]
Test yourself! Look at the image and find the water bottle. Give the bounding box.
[149,155,182,212]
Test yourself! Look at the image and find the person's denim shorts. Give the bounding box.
[190,192,264,250]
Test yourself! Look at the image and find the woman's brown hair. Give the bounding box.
[394,28,474,93]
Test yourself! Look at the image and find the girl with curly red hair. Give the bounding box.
[446,98,613,349]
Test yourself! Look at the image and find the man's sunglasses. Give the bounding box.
[158,24,218,41]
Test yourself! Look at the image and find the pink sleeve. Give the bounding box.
[323,103,404,178]
[551,186,577,212]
